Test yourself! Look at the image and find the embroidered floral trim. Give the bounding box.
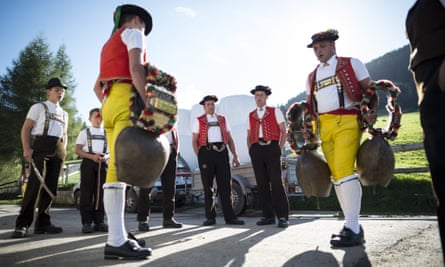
[361,79,402,141]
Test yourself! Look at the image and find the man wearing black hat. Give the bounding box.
[305,29,377,247]
[12,77,68,238]
[247,85,289,228]
[192,95,244,226]
[92,4,153,260]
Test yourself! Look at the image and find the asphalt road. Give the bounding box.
[0,204,443,267]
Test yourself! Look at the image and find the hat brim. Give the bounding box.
[250,89,271,95]
[121,5,153,36]
[307,36,338,48]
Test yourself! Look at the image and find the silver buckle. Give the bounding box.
[212,144,226,152]
[258,140,271,146]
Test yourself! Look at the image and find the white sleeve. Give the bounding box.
[350,57,370,81]
[76,129,87,145]
[224,117,232,132]
[274,108,285,124]
[192,118,200,134]
[121,28,145,51]
[26,103,43,122]
[441,0,445,8]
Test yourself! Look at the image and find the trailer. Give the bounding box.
[190,156,303,216]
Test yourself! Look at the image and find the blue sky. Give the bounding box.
[0,0,416,122]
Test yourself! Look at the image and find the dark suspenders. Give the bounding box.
[40,102,65,137]
[86,128,107,154]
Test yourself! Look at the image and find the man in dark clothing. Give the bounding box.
[406,0,445,261]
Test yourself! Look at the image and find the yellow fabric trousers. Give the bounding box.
[102,82,132,183]
[318,113,362,181]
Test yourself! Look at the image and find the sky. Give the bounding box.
[0,0,416,123]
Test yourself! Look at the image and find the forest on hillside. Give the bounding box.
[280,45,418,114]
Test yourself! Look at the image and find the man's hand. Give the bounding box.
[364,109,377,126]
[232,155,240,168]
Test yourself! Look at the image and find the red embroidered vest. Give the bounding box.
[100,28,131,81]
[307,57,363,114]
[197,114,229,146]
[99,27,147,81]
[249,106,281,144]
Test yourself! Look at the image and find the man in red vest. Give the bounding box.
[247,85,289,228]
[92,4,152,260]
[192,95,244,226]
[305,29,377,247]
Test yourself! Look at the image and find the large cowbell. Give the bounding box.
[356,135,394,187]
[296,150,332,197]
[115,127,170,188]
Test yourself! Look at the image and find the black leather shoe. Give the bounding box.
[94,223,108,232]
[82,224,94,233]
[330,226,364,247]
[278,218,289,228]
[104,240,152,260]
[34,224,63,234]
[138,222,150,232]
[163,218,183,228]
[256,217,275,226]
[225,218,245,225]
[202,218,216,226]
[11,227,28,238]
[128,232,146,247]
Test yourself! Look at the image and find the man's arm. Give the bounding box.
[21,119,35,162]
[93,75,103,103]
[192,133,199,155]
[246,129,252,149]
[227,132,240,167]
[128,48,147,104]
[359,77,378,125]
[278,122,287,150]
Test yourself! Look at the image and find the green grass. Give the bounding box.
[289,111,436,214]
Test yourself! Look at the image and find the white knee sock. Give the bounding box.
[336,175,362,234]
[334,184,345,215]
[103,182,128,247]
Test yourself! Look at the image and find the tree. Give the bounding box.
[0,35,82,182]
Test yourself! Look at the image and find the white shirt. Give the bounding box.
[247,106,285,138]
[306,56,369,113]
[27,100,68,138]
[76,127,108,154]
[192,114,232,143]
[121,28,145,62]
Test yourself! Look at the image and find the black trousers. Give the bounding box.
[198,146,237,221]
[15,137,64,228]
[249,141,289,220]
[137,147,177,221]
[79,158,106,225]
[413,56,445,256]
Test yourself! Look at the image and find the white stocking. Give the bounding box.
[103,182,128,247]
[336,175,362,234]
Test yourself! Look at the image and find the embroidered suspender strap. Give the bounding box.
[86,128,93,154]
[336,81,345,109]
[41,103,50,136]
[86,128,107,154]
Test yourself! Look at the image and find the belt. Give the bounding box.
[258,138,271,146]
[204,142,226,152]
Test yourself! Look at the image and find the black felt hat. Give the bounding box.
[114,4,153,36]
[250,85,271,96]
[307,29,339,48]
[199,95,218,105]
[46,77,67,89]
